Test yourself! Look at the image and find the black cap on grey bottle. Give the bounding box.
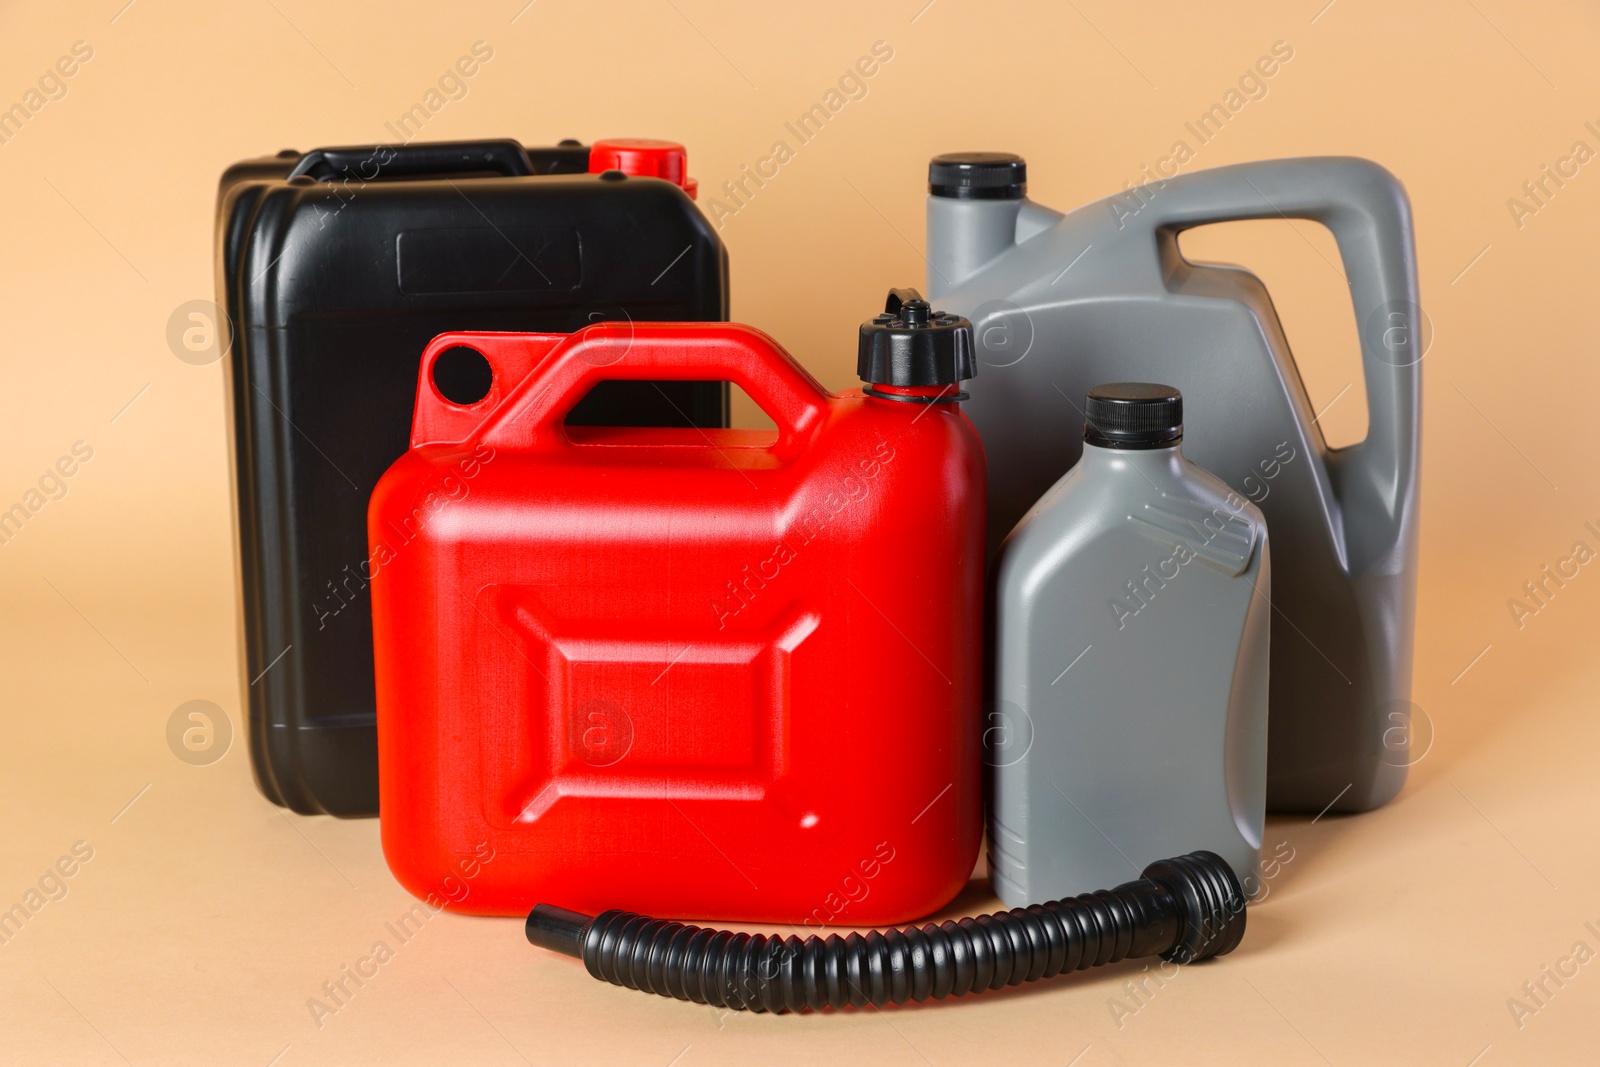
[1084,383,1183,449]
[928,153,1026,200]
[857,288,975,400]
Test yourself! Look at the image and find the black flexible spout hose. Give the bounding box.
[526,850,1246,1014]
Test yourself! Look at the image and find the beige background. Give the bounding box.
[1,0,1597,1063]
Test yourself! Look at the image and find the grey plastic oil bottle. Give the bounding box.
[989,384,1268,906]
[928,154,1420,814]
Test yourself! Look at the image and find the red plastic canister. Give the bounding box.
[369,308,984,923]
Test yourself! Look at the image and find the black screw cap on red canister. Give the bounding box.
[857,287,975,392]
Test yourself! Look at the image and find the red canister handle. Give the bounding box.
[411,323,832,452]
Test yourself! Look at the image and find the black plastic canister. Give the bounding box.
[217,138,728,816]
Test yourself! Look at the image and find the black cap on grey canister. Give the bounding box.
[928,152,1026,200]
[1084,383,1183,449]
